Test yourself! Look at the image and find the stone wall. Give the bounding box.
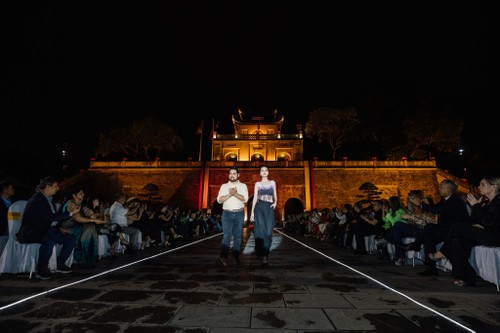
[312,168,440,209]
[62,167,202,209]
[66,160,469,216]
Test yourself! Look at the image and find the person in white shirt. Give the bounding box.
[109,193,142,251]
[216,167,248,267]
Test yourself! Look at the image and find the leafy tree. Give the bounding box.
[400,112,463,159]
[305,107,359,159]
[95,117,183,160]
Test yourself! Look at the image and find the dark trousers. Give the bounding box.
[441,223,500,285]
[349,221,377,252]
[37,226,76,271]
[391,221,422,259]
[220,210,244,260]
[414,223,449,268]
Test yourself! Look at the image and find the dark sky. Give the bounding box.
[2,1,499,185]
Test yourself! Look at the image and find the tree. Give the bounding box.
[95,117,183,160]
[305,107,359,159]
[387,112,464,160]
[401,112,463,159]
[356,182,382,203]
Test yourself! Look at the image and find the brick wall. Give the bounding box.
[65,160,467,216]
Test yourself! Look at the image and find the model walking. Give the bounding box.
[216,167,249,267]
[250,165,277,266]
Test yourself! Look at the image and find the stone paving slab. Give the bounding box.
[324,308,420,330]
[250,307,334,330]
[283,293,355,308]
[169,305,251,327]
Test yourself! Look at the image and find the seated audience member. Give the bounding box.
[16,176,79,280]
[127,199,160,248]
[408,179,470,276]
[207,212,222,233]
[380,196,406,264]
[109,193,142,251]
[157,205,183,246]
[364,200,385,238]
[332,204,352,247]
[433,176,500,286]
[348,202,380,255]
[82,196,105,224]
[59,187,106,268]
[0,179,16,236]
[389,191,437,265]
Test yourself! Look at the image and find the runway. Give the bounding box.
[1,228,498,332]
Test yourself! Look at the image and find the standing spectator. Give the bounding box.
[433,176,500,286]
[408,179,470,276]
[216,167,248,267]
[250,165,278,266]
[16,177,79,280]
[0,180,15,236]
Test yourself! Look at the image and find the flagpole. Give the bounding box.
[198,119,203,162]
[211,118,215,140]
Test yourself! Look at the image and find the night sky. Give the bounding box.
[2,1,498,186]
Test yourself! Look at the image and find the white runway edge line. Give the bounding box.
[0,233,222,312]
[276,229,476,333]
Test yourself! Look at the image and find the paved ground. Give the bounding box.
[0,227,499,333]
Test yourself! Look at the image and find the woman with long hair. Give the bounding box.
[250,165,278,266]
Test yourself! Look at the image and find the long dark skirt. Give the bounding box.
[254,200,275,257]
[71,223,99,268]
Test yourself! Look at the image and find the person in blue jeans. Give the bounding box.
[250,165,278,266]
[216,167,248,267]
[16,176,79,280]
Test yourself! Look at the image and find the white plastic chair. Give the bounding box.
[351,234,377,253]
[98,234,110,258]
[0,200,65,278]
[0,234,7,257]
[0,200,41,277]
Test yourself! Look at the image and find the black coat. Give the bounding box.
[0,199,8,235]
[421,192,470,230]
[16,192,71,243]
[469,194,500,240]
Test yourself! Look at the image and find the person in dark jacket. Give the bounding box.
[16,176,80,280]
[432,176,500,286]
[407,179,470,276]
[0,180,15,236]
